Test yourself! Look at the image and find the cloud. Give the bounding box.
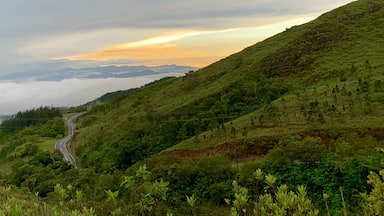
[58,29,238,67]
[0,73,182,115]
[0,0,354,65]
[58,16,317,67]
[110,29,238,50]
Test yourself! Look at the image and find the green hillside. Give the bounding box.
[76,0,384,166]
[1,0,384,215]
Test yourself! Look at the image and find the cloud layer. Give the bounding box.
[0,74,180,115]
[0,0,354,66]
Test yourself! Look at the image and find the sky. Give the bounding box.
[0,0,355,115]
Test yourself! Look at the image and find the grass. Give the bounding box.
[72,0,384,163]
[0,137,57,174]
[38,138,56,152]
[167,61,384,152]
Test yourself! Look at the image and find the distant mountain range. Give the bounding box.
[0,64,196,82]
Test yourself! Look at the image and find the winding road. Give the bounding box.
[55,112,84,166]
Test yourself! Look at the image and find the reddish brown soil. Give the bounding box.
[160,127,384,162]
[160,136,280,162]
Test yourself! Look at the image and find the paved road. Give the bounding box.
[55,112,84,166]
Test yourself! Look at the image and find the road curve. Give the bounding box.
[55,112,85,166]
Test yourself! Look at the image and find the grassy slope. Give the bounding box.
[165,2,384,156]
[76,0,384,164]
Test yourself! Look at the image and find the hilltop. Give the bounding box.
[76,0,384,166]
[1,0,384,215]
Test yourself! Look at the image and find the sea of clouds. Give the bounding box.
[0,73,179,115]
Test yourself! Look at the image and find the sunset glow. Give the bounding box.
[59,17,317,68]
[60,29,238,67]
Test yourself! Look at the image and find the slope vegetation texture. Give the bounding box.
[1,0,384,215]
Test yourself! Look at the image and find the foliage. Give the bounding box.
[227,173,319,216]
[118,165,170,215]
[0,117,64,163]
[363,170,384,215]
[0,185,96,216]
[1,106,61,133]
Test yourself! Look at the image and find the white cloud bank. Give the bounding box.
[0,74,178,115]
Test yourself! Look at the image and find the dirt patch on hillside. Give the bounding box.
[160,127,384,162]
[356,128,384,141]
[160,136,281,161]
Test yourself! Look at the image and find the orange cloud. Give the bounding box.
[59,29,237,67]
[143,56,224,67]
[65,43,212,67]
[68,43,177,60]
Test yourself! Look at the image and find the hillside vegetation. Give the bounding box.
[76,0,384,167]
[1,0,384,215]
